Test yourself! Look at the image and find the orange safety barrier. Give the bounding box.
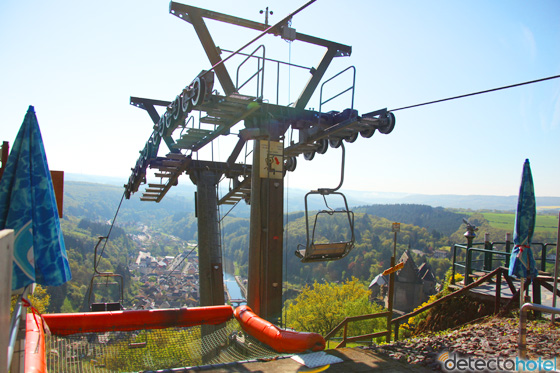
[42,305,233,336]
[234,305,325,353]
[24,314,47,373]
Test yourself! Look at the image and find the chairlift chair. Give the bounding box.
[128,331,148,349]
[88,236,124,311]
[295,143,355,263]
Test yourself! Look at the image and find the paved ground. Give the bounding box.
[171,348,432,372]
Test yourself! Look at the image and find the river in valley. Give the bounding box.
[223,272,246,304]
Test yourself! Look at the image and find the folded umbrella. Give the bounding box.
[0,106,71,290]
[508,159,538,279]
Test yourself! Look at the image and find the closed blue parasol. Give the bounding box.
[508,159,538,279]
[0,106,71,290]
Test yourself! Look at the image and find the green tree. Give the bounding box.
[284,278,385,338]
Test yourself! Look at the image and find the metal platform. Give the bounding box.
[175,93,260,153]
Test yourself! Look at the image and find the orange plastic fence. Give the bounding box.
[42,305,233,336]
[234,305,325,353]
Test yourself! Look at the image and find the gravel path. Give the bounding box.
[363,317,560,371]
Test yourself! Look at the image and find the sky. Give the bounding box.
[1,0,559,198]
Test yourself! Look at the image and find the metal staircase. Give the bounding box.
[218,177,251,206]
[140,92,258,203]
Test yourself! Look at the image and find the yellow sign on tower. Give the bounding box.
[259,141,283,179]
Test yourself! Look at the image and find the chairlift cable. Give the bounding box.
[202,0,316,78]
[219,199,241,223]
[283,147,292,328]
[288,41,292,105]
[390,74,560,112]
[164,245,199,280]
[216,182,225,280]
[96,191,126,269]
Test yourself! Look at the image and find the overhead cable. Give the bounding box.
[96,191,126,269]
[391,74,560,112]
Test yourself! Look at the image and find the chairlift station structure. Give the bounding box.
[124,1,396,323]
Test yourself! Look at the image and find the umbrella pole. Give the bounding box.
[553,212,560,322]
[520,277,525,308]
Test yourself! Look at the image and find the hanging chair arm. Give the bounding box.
[93,236,108,274]
[316,143,345,195]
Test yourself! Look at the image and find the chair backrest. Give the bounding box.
[295,191,355,263]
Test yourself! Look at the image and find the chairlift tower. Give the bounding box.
[124,1,396,323]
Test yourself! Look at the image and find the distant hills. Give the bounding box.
[66,173,560,213]
[345,191,560,212]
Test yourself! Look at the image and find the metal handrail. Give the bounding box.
[452,241,557,285]
[319,66,356,114]
[538,243,557,272]
[8,286,30,369]
[7,299,23,369]
[519,302,560,359]
[235,45,265,99]
[222,48,311,105]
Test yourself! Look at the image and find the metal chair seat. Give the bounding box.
[296,242,352,263]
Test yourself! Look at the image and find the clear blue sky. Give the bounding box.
[1,0,559,197]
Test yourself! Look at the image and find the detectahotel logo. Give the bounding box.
[438,351,558,372]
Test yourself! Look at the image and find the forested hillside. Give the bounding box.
[54,181,536,313]
[46,182,197,312]
[50,216,136,312]
[221,211,454,285]
[64,181,195,223]
[355,204,468,236]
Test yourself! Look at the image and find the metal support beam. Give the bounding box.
[170,2,350,108]
[247,140,284,323]
[227,137,246,168]
[130,96,169,124]
[129,97,179,153]
[190,169,225,309]
[169,2,351,55]
[171,5,236,96]
[295,47,337,109]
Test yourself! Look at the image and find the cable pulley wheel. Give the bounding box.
[360,127,376,138]
[303,151,315,161]
[172,95,181,121]
[191,77,206,107]
[329,138,342,148]
[165,111,172,129]
[158,117,166,137]
[344,132,358,143]
[378,111,396,134]
[316,139,328,154]
[284,156,297,172]
[181,89,192,114]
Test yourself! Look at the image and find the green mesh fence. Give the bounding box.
[45,319,282,372]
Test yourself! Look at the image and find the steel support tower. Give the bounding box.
[125,2,395,323]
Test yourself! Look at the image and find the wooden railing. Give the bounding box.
[324,266,559,345]
[391,267,504,340]
[324,311,392,348]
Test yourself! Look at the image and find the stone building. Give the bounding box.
[369,251,437,313]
